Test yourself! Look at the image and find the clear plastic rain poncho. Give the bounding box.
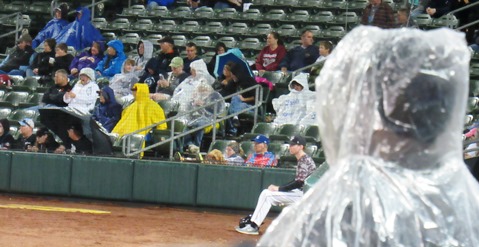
[177,80,226,128]
[259,26,479,246]
[272,73,316,125]
[171,60,215,113]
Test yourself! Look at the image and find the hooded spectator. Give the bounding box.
[112,83,167,136]
[95,40,127,78]
[53,6,104,51]
[32,2,70,48]
[92,86,123,132]
[132,40,154,75]
[110,59,139,99]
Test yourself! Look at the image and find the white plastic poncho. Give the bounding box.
[259,26,479,246]
[272,73,316,125]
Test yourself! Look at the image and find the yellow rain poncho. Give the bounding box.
[112,83,167,136]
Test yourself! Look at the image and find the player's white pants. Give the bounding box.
[250,189,303,226]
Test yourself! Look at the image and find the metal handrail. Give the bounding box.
[67,0,110,21]
[0,13,24,42]
[121,84,264,159]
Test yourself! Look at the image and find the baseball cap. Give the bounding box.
[158,36,174,45]
[252,134,269,145]
[289,135,306,146]
[169,57,184,68]
[19,118,34,129]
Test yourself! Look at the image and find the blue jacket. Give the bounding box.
[53,7,104,51]
[95,40,127,78]
[279,45,319,72]
[92,86,123,132]
[147,0,175,6]
[32,18,69,49]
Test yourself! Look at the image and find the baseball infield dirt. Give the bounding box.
[0,194,274,247]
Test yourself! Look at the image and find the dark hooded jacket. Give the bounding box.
[139,58,161,93]
[92,86,123,132]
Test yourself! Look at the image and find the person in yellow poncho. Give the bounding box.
[112,83,167,136]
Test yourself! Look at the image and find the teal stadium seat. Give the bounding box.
[7,108,37,126]
[0,91,30,109]
[18,92,44,108]
[197,21,224,36]
[242,122,278,141]
[145,5,170,20]
[117,4,146,18]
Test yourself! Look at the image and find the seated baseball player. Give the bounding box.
[236,135,316,235]
[244,135,278,168]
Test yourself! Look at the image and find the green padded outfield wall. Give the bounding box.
[0,152,12,191]
[10,153,71,195]
[133,160,198,205]
[71,156,134,200]
[196,165,263,209]
[262,168,296,189]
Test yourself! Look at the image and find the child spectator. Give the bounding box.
[109,59,139,100]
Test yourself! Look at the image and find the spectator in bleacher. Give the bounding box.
[425,0,451,18]
[28,127,62,153]
[69,41,104,78]
[32,3,70,49]
[153,36,179,79]
[396,8,418,28]
[66,123,92,154]
[132,40,154,76]
[64,68,99,114]
[360,0,395,28]
[95,40,127,78]
[146,0,175,10]
[150,57,188,101]
[212,61,236,102]
[53,6,104,51]
[28,38,56,77]
[254,32,287,74]
[92,86,123,133]
[212,0,243,10]
[0,118,14,150]
[171,59,215,112]
[183,42,201,74]
[207,42,227,76]
[0,33,34,76]
[139,57,161,93]
[225,141,245,165]
[110,59,139,100]
[13,118,36,151]
[41,69,72,107]
[279,30,319,74]
[112,83,167,136]
[52,43,75,76]
[272,73,315,125]
[244,134,277,167]
[205,149,227,164]
[236,135,315,235]
[226,62,257,136]
[315,41,333,63]
[181,80,226,154]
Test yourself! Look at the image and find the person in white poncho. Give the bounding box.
[272,73,315,125]
[63,67,99,114]
[259,26,479,246]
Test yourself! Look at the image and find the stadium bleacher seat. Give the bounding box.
[262,9,287,23]
[176,21,201,38]
[322,26,347,39]
[415,14,433,28]
[168,6,192,20]
[117,4,146,18]
[282,10,310,25]
[113,134,145,159]
[144,5,169,20]
[213,8,238,21]
[0,107,12,119]
[470,64,479,80]
[92,17,108,29]
[151,119,187,156]
[190,36,213,48]
[211,36,238,49]
[240,140,254,158]
[18,92,44,109]
[347,0,369,10]
[322,0,347,9]
[310,11,335,28]
[25,2,50,14]
[470,80,479,96]
[248,24,273,39]
[7,108,37,126]
[104,18,131,34]
[0,91,30,109]
[269,124,304,142]
[153,20,178,34]
[301,25,322,36]
[101,32,117,42]
[190,7,215,20]
[333,12,359,26]
[171,35,188,47]
[237,8,263,24]
[208,139,236,152]
[2,1,26,13]
[197,21,225,36]
[223,22,250,37]
[301,125,321,143]
[119,33,141,46]
[12,76,40,93]
[298,0,323,8]
[128,19,154,33]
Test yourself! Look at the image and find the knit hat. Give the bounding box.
[79,68,95,81]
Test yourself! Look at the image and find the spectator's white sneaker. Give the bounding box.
[235,224,259,235]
